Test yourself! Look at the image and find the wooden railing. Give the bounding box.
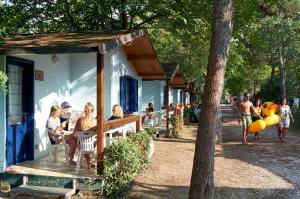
[103,115,140,147]
[103,115,140,132]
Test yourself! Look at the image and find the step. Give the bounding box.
[11,184,76,199]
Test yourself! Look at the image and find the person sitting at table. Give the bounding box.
[108,104,124,121]
[142,103,154,124]
[73,102,97,169]
[46,105,77,165]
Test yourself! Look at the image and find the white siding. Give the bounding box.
[141,81,163,112]
[186,91,190,104]
[169,87,173,105]
[105,48,142,119]
[70,53,97,114]
[17,54,72,158]
[70,48,141,120]
[0,55,6,172]
[1,47,141,163]
[172,89,181,104]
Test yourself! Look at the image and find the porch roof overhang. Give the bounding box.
[0,29,165,80]
[161,63,186,89]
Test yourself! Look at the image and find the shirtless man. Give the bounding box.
[238,93,259,144]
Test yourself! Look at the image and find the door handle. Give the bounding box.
[22,113,28,123]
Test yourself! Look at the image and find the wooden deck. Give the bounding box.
[6,150,96,178]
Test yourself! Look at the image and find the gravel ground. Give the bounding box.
[2,106,300,199]
[127,108,300,199]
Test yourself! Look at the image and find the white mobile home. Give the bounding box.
[0,29,165,173]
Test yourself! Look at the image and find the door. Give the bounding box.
[6,56,34,166]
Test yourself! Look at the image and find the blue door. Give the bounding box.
[6,56,34,166]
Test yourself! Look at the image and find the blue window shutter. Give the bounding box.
[128,78,138,112]
[133,79,138,112]
[120,76,127,111]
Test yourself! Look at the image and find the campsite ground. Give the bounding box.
[127,105,300,199]
[1,105,300,199]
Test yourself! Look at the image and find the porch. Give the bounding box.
[1,115,140,194]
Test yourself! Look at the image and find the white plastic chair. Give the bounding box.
[144,111,157,128]
[48,135,69,164]
[76,131,97,173]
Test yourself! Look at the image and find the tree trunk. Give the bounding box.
[270,64,276,80]
[120,0,128,29]
[189,0,233,198]
[279,51,286,99]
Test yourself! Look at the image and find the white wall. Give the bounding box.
[70,53,97,114]
[1,47,141,165]
[15,54,72,159]
[172,89,181,104]
[105,48,142,119]
[141,80,163,113]
[0,55,6,172]
[70,48,141,120]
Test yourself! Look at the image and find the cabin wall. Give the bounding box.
[1,47,143,164]
[172,89,180,104]
[169,87,173,105]
[0,55,6,172]
[106,47,142,119]
[70,53,97,113]
[16,54,72,158]
[185,91,190,104]
[141,80,164,113]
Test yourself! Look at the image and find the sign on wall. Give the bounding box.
[35,70,44,81]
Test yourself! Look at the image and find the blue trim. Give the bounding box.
[120,75,138,114]
[5,56,34,167]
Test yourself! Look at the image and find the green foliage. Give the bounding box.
[103,131,151,198]
[183,106,194,124]
[143,127,158,138]
[128,130,152,157]
[0,71,8,94]
[260,76,280,102]
[169,114,181,138]
[291,107,300,129]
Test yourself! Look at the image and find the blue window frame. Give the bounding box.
[120,75,138,114]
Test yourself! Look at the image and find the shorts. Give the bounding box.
[241,115,252,131]
[49,137,56,145]
[279,118,290,128]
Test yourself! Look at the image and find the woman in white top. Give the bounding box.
[277,98,294,142]
[73,102,97,169]
[46,105,77,165]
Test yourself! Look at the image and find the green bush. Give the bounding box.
[291,107,300,129]
[183,107,194,124]
[0,71,8,94]
[128,130,152,158]
[170,114,181,138]
[103,131,152,198]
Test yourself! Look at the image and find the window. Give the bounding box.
[120,75,138,113]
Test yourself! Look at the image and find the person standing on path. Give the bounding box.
[238,93,260,144]
[251,98,263,140]
[277,98,294,142]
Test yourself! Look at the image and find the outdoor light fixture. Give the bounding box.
[51,54,59,65]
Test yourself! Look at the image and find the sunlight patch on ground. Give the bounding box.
[215,157,294,189]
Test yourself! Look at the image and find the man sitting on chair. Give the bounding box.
[142,103,154,125]
[46,105,77,165]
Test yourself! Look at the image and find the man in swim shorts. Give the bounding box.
[238,93,259,144]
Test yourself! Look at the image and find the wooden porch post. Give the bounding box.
[96,53,105,175]
[136,116,140,132]
[166,80,170,129]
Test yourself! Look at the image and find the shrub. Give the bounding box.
[183,107,194,125]
[128,130,152,157]
[0,71,8,94]
[291,107,300,129]
[103,131,152,198]
[170,114,181,138]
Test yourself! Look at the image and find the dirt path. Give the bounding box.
[127,107,300,199]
